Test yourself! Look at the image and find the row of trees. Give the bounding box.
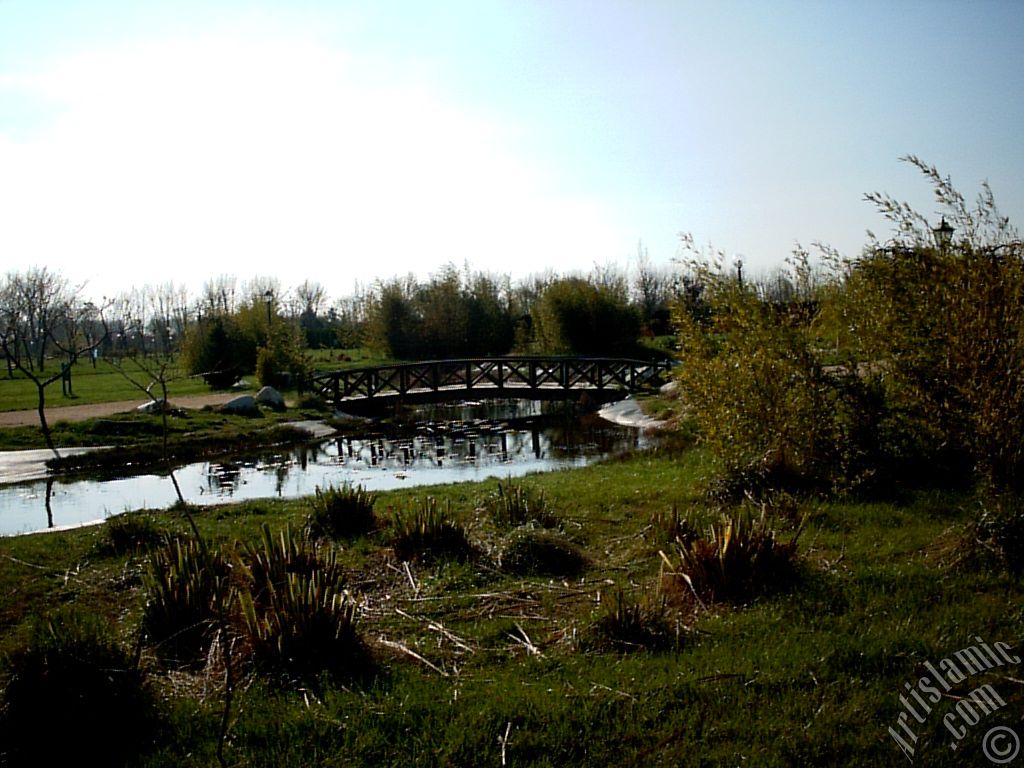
[1,256,684,383]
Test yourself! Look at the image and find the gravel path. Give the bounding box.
[0,393,243,428]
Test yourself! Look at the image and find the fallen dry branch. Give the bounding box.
[394,608,476,654]
[377,635,448,676]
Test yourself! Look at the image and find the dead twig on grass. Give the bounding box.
[378,635,448,676]
[394,608,476,654]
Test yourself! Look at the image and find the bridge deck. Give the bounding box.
[313,356,671,407]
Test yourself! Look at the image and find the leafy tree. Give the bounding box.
[532,277,641,355]
[365,268,515,359]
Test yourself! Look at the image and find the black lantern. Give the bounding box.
[932,217,955,250]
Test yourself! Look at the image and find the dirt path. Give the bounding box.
[0,393,243,428]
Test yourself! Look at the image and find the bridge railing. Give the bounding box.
[314,356,672,403]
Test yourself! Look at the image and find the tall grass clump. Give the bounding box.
[648,503,699,547]
[306,482,378,540]
[659,506,803,607]
[100,511,166,555]
[142,535,231,664]
[484,478,559,529]
[0,608,159,767]
[582,589,678,653]
[239,524,369,685]
[241,524,347,608]
[390,497,474,562]
[499,527,587,577]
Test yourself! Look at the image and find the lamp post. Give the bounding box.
[734,256,744,289]
[932,217,955,250]
[264,289,274,326]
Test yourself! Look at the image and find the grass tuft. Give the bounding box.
[649,503,699,546]
[100,511,167,555]
[306,482,378,540]
[484,478,560,530]
[390,497,474,562]
[582,588,679,653]
[141,535,231,665]
[659,506,803,607]
[499,526,587,577]
[239,525,369,686]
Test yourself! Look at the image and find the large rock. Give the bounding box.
[255,386,286,411]
[136,398,168,414]
[220,395,260,415]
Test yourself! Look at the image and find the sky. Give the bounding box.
[1,0,1023,301]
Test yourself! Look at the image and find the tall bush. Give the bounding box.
[673,254,863,493]
[532,277,641,355]
[674,158,1024,494]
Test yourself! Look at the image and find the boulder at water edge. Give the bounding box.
[255,386,286,410]
[220,395,260,415]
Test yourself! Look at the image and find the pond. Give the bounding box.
[0,400,647,536]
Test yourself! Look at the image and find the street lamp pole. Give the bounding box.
[264,289,274,327]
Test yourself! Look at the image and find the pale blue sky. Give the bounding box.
[1,0,1022,298]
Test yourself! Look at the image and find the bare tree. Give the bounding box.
[0,270,107,458]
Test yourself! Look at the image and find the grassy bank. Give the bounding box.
[1,446,1019,766]
[0,404,327,459]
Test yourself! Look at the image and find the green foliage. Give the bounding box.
[675,160,1024,495]
[306,483,378,540]
[483,478,559,530]
[673,258,858,493]
[181,298,310,389]
[659,506,802,606]
[180,315,255,388]
[366,266,515,359]
[0,608,159,767]
[499,526,587,577]
[972,493,1024,576]
[532,277,641,355]
[141,536,231,664]
[583,589,677,653]
[389,497,474,562]
[242,524,347,602]
[101,511,167,555]
[256,322,311,391]
[840,242,1024,489]
[239,525,369,685]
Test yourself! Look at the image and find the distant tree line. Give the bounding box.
[0,253,686,390]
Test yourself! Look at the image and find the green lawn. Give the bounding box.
[0,357,217,412]
[0,445,1019,766]
[0,347,404,415]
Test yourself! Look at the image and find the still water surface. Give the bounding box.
[0,402,642,536]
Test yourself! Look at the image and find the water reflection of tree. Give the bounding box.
[44,477,55,529]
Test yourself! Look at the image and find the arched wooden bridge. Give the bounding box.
[313,356,672,409]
